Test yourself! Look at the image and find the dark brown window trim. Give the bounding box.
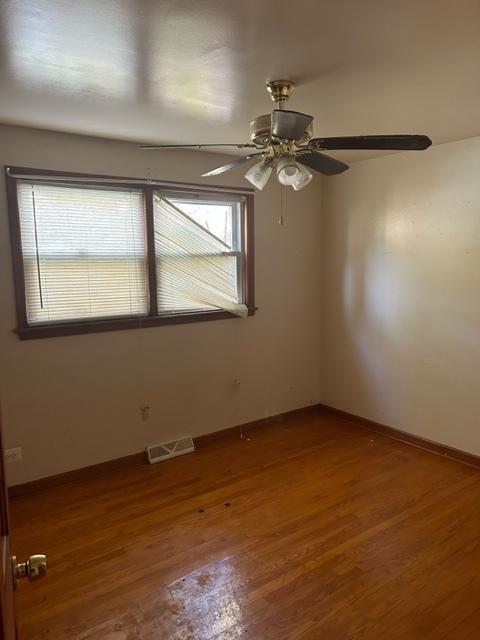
[15,308,257,341]
[6,166,255,340]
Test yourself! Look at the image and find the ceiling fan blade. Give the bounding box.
[202,153,265,177]
[272,110,313,141]
[296,151,349,176]
[139,143,258,150]
[310,135,432,151]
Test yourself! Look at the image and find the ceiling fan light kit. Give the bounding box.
[244,159,273,191]
[292,164,313,191]
[275,155,313,191]
[140,80,432,192]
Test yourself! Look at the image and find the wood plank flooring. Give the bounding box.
[9,410,480,639]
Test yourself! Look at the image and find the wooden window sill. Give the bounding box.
[16,307,256,340]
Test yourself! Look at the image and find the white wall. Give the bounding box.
[0,125,323,485]
[321,136,480,456]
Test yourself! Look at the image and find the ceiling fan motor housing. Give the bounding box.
[249,113,313,145]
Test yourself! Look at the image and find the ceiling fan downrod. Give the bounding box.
[266,80,295,111]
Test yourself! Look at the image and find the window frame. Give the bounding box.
[6,166,255,340]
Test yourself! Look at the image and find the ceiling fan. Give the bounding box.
[140,80,432,191]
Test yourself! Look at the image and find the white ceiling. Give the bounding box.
[1,0,480,162]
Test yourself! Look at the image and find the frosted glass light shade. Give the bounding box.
[292,164,313,191]
[276,155,301,186]
[245,160,272,190]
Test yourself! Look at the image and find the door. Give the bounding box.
[0,404,46,639]
[0,404,16,640]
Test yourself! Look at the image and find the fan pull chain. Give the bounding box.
[279,184,285,226]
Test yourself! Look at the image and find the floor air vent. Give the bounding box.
[146,437,195,464]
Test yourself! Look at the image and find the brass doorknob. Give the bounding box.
[12,554,47,587]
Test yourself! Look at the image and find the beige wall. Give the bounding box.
[321,136,480,456]
[0,125,323,485]
[4,124,479,486]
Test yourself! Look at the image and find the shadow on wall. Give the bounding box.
[321,182,393,421]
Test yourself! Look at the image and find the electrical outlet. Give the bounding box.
[140,406,150,421]
[5,447,22,463]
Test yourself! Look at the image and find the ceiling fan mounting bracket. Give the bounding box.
[266,80,296,106]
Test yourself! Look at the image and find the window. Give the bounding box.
[18,183,148,325]
[7,168,255,339]
[154,194,244,316]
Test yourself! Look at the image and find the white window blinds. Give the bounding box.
[17,182,148,325]
[153,194,248,317]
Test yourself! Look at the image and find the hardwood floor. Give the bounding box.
[10,410,480,639]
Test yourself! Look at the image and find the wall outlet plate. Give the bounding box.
[5,447,22,463]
